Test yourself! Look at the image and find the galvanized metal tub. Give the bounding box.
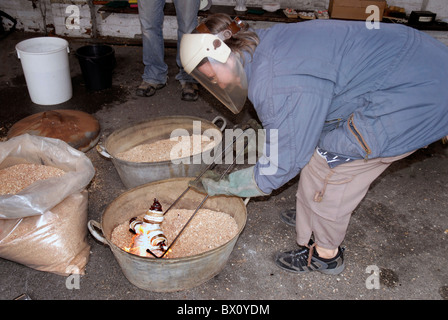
[96,116,226,188]
[87,177,247,292]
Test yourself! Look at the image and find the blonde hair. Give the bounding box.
[200,13,260,63]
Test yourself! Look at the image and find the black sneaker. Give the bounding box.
[275,240,345,275]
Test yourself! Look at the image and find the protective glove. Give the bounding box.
[188,170,221,194]
[189,166,269,197]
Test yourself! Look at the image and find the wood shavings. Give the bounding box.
[115,134,217,163]
[0,164,89,276]
[0,164,65,195]
[111,208,238,259]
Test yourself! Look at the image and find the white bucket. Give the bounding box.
[16,37,72,105]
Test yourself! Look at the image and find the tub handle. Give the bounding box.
[96,142,112,159]
[212,116,227,132]
[87,220,109,245]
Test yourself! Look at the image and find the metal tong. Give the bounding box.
[147,120,258,258]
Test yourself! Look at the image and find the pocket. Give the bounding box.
[348,114,371,160]
[298,154,354,222]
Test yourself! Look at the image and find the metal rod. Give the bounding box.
[162,123,251,216]
[145,248,161,259]
[161,186,192,216]
[157,194,210,258]
[148,128,253,259]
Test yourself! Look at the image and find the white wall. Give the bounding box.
[1,0,53,34]
[1,0,447,44]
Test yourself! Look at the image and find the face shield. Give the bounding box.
[180,21,248,114]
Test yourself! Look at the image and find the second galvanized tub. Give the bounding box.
[97,116,226,188]
[87,177,247,292]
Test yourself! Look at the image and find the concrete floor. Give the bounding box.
[0,31,447,302]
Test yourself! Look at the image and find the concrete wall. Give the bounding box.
[1,0,448,44]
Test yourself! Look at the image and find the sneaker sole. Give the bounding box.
[317,262,345,275]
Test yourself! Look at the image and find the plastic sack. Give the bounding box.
[0,134,95,219]
[0,134,95,275]
[0,191,90,275]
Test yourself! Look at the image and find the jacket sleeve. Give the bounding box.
[253,74,334,194]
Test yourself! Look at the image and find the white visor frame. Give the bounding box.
[180,33,248,113]
[181,33,232,74]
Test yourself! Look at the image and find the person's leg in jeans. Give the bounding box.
[173,0,200,101]
[137,0,167,96]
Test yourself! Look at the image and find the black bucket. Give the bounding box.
[76,44,116,91]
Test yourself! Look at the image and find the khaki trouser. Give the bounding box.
[296,149,414,250]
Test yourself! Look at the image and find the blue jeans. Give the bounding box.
[138,0,200,85]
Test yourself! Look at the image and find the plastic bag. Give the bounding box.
[0,191,90,275]
[0,134,95,275]
[0,134,95,219]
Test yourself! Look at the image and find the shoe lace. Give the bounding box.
[307,242,316,267]
[289,243,316,269]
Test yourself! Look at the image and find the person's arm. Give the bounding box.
[255,74,334,194]
[193,74,334,197]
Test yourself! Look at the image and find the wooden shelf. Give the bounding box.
[96,2,448,31]
[97,3,310,23]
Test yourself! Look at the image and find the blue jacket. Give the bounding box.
[244,20,448,194]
